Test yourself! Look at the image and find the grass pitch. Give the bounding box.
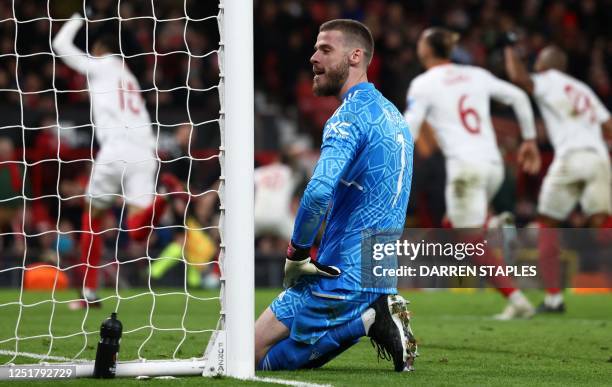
[0,288,610,386]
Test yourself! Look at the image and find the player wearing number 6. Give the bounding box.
[53,14,179,309]
[404,28,541,319]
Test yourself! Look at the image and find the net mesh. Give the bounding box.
[0,0,224,365]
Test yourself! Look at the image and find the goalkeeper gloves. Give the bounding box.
[283,243,341,289]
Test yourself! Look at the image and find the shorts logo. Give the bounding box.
[309,350,321,361]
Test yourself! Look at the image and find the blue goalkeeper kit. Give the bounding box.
[268,82,414,351]
[293,82,413,295]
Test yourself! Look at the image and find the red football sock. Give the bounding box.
[538,223,561,294]
[596,216,612,244]
[80,211,103,290]
[126,196,167,241]
[464,232,517,298]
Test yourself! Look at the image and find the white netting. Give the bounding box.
[0,0,227,372]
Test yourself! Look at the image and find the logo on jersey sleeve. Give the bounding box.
[324,121,351,140]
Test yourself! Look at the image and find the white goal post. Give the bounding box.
[0,0,253,380]
[219,0,255,379]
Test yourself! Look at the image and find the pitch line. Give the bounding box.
[0,351,333,386]
[0,350,88,362]
[251,377,332,387]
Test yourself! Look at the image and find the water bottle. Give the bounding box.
[93,312,122,378]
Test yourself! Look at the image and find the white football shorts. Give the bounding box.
[255,215,295,241]
[538,149,611,220]
[86,147,158,209]
[445,159,504,228]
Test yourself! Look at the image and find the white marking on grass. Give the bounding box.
[0,351,332,386]
[251,376,332,387]
[0,350,89,362]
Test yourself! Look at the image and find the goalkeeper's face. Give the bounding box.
[311,30,350,97]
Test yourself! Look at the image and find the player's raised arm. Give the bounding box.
[487,72,541,174]
[504,46,534,95]
[488,73,536,140]
[52,13,100,76]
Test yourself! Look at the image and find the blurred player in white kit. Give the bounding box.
[505,45,612,312]
[255,162,297,241]
[53,14,180,308]
[404,28,541,319]
[254,146,307,242]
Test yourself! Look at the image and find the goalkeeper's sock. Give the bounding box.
[257,316,365,371]
[126,196,167,241]
[302,338,360,369]
[80,211,103,290]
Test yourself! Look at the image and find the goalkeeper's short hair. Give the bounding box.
[319,19,375,66]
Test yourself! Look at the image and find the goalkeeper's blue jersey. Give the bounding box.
[292,82,414,295]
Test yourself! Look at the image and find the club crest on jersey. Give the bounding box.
[324,121,351,140]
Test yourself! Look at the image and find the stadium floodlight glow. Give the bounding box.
[0,0,254,380]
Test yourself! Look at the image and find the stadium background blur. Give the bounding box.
[0,0,610,288]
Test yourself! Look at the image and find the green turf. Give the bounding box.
[0,288,610,386]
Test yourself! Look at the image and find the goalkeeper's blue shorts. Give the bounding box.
[270,280,380,344]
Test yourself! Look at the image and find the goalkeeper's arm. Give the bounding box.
[283,179,341,288]
[283,116,362,287]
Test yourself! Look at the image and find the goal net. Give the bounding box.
[0,0,253,379]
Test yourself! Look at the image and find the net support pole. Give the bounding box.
[221,0,255,379]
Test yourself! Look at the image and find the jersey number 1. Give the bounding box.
[392,133,406,207]
[458,94,481,134]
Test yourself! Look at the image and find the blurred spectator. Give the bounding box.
[0,137,24,231]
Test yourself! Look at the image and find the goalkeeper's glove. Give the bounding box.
[283,243,341,289]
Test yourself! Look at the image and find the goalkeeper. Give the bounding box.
[53,14,180,308]
[255,19,417,372]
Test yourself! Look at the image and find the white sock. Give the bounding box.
[544,293,563,308]
[361,308,376,335]
[508,290,528,306]
[83,287,97,300]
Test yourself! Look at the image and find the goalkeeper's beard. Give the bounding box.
[313,58,349,97]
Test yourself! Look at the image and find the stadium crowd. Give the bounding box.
[253,0,612,228]
[0,0,610,287]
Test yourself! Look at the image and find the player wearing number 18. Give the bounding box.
[404,28,541,320]
[53,14,180,309]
